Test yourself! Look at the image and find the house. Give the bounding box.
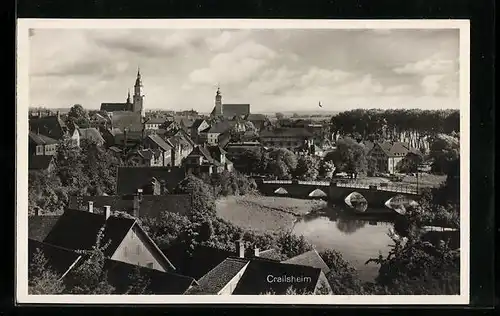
[368,141,414,174]
[126,148,165,167]
[161,242,281,281]
[68,193,192,220]
[28,239,198,294]
[29,113,68,141]
[77,127,105,146]
[260,128,315,150]
[210,87,250,119]
[116,166,186,195]
[281,249,330,275]
[43,208,176,272]
[144,117,166,131]
[165,134,194,167]
[200,120,233,145]
[184,144,233,175]
[29,131,58,156]
[184,241,332,295]
[244,113,268,131]
[28,155,56,172]
[143,134,173,166]
[190,119,210,144]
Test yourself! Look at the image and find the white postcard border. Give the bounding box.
[16,18,471,305]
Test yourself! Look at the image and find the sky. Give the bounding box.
[28,28,460,113]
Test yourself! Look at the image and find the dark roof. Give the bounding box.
[257,249,282,261]
[28,155,54,170]
[217,104,250,118]
[102,259,197,294]
[28,215,61,241]
[187,257,249,294]
[29,132,58,145]
[110,111,143,132]
[187,146,223,167]
[68,194,193,218]
[145,117,166,125]
[100,103,131,112]
[260,128,314,138]
[146,134,172,152]
[191,118,207,129]
[78,128,105,144]
[282,249,330,274]
[28,239,81,278]
[375,141,411,157]
[207,120,233,134]
[117,166,186,195]
[165,134,193,149]
[161,244,235,280]
[232,259,321,295]
[207,145,227,161]
[245,114,267,121]
[29,115,67,140]
[43,209,136,257]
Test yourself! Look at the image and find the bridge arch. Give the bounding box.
[384,194,420,215]
[344,191,368,212]
[308,188,327,198]
[274,187,289,195]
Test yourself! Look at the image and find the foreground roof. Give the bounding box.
[282,249,330,274]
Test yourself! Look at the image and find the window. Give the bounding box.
[36,145,43,155]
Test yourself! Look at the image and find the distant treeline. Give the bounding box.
[331,109,459,149]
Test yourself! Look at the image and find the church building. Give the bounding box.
[100,68,146,118]
[210,87,250,119]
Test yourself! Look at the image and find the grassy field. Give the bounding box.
[216,195,326,233]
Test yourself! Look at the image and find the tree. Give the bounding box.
[429,134,460,174]
[80,139,120,195]
[125,266,151,294]
[67,104,91,128]
[54,135,85,192]
[276,232,313,259]
[65,226,115,294]
[326,137,366,178]
[294,155,320,180]
[396,153,423,174]
[318,160,336,179]
[267,148,298,179]
[28,248,65,294]
[319,249,362,294]
[275,112,285,120]
[28,170,68,215]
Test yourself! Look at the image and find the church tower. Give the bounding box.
[126,89,132,111]
[133,67,145,118]
[214,86,223,116]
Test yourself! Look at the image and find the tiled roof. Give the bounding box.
[146,134,172,152]
[260,128,314,138]
[282,249,330,274]
[145,117,166,125]
[68,194,193,218]
[207,120,233,134]
[187,257,249,294]
[257,249,282,261]
[78,128,105,144]
[101,259,197,294]
[28,215,61,241]
[28,155,54,171]
[218,104,251,118]
[116,166,187,195]
[188,146,223,167]
[100,103,131,112]
[232,259,321,295]
[43,209,137,257]
[161,244,235,280]
[29,115,67,140]
[375,141,411,157]
[110,111,143,132]
[28,239,81,278]
[29,132,58,145]
[191,118,207,130]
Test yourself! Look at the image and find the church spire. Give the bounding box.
[135,66,142,88]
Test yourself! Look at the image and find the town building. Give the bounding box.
[42,208,176,272]
[144,117,167,131]
[100,68,145,119]
[29,131,58,156]
[184,144,233,175]
[210,87,250,119]
[116,166,186,195]
[259,127,315,151]
[367,141,421,174]
[190,119,210,144]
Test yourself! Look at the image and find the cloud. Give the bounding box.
[421,74,446,95]
[188,41,277,85]
[393,56,457,75]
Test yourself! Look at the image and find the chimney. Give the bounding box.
[133,189,143,218]
[235,240,245,258]
[88,201,94,213]
[254,247,260,257]
[104,205,111,220]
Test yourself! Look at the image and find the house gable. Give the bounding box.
[111,224,175,272]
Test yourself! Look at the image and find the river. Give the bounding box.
[292,205,399,282]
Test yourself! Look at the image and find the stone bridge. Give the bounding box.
[255,179,422,209]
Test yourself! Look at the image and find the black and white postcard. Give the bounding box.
[16,19,470,305]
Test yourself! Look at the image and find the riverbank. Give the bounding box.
[215,195,327,233]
